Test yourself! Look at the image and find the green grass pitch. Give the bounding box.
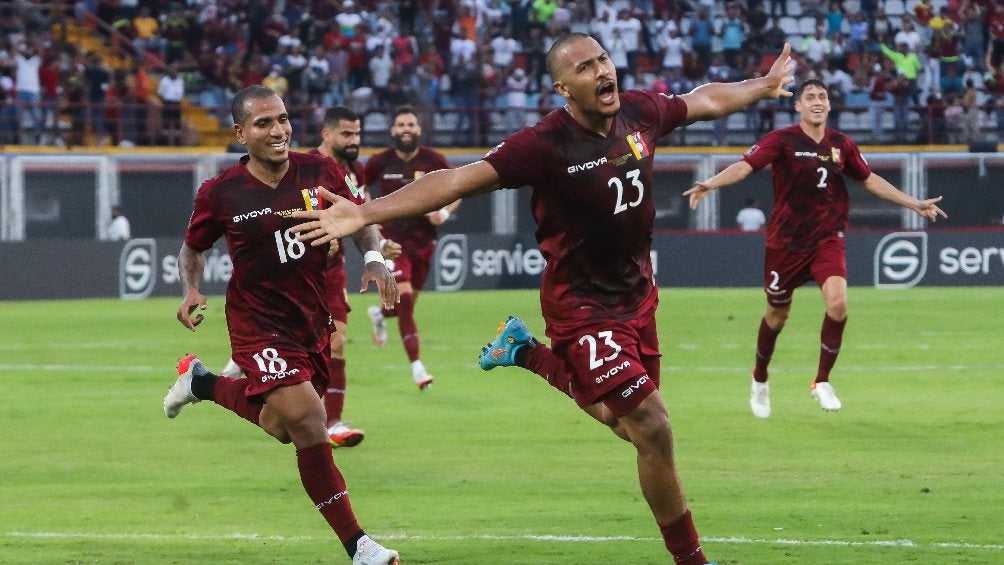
[1,287,1001,564]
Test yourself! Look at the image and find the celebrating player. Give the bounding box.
[363,105,459,390]
[684,78,947,418]
[164,85,400,565]
[293,34,798,565]
[312,106,401,446]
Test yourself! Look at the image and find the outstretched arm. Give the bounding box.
[293,160,501,245]
[861,173,947,222]
[176,244,208,331]
[683,160,756,209]
[680,43,794,123]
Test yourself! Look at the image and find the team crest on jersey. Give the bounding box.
[344,173,363,198]
[301,188,321,210]
[626,131,650,160]
[831,148,841,163]
[413,171,426,180]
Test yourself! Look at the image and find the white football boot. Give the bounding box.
[351,535,400,565]
[367,306,388,347]
[811,381,842,411]
[750,379,771,419]
[164,354,204,418]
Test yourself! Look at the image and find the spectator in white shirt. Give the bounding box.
[490,28,521,68]
[658,27,688,72]
[157,64,185,145]
[14,43,42,142]
[108,206,131,240]
[737,199,767,231]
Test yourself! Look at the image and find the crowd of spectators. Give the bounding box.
[3,0,1004,147]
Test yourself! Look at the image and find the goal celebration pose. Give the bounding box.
[685,78,946,418]
[293,34,799,565]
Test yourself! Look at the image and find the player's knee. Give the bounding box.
[766,306,790,328]
[826,298,847,320]
[329,335,346,357]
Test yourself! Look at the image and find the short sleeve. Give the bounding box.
[184,183,223,252]
[840,137,872,182]
[651,92,689,138]
[363,154,381,197]
[323,160,365,205]
[742,131,783,172]
[482,127,543,189]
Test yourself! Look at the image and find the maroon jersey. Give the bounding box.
[743,125,871,253]
[364,146,451,249]
[306,149,367,273]
[484,90,688,323]
[184,152,359,354]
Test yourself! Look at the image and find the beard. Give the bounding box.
[334,145,359,163]
[392,132,420,153]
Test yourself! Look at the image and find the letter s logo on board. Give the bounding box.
[120,238,158,299]
[873,232,927,289]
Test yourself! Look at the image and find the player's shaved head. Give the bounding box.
[546,32,595,80]
[232,85,279,125]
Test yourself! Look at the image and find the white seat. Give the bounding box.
[798,16,818,35]
[780,16,800,34]
[885,0,906,16]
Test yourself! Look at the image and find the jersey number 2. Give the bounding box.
[609,169,644,214]
[816,167,828,190]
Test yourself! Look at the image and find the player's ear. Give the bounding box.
[233,124,246,144]
[553,80,570,100]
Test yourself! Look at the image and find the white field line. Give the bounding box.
[3,362,1004,375]
[3,531,1002,551]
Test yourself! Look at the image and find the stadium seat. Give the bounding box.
[798,16,818,35]
[838,112,858,130]
[780,16,800,34]
[885,0,906,16]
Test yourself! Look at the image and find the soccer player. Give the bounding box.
[217,106,402,448]
[684,78,947,418]
[312,106,402,447]
[293,33,798,565]
[363,105,460,390]
[163,85,400,565]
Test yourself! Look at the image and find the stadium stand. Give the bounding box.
[0,0,1001,148]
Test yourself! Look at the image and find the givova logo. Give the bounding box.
[119,238,157,299]
[873,232,928,288]
[435,234,468,291]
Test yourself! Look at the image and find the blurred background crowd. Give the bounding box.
[3,0,1004,148]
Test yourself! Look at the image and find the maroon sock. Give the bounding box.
[753,317,781,383]
[296,443,362,545]
[815,314,847,383]
[212,377,263,426]
[524,343,573,398]
[324,357,346,426]
[659,510,709,565]
[396,293,420,362]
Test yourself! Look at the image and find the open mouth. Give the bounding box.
[596,80,617,104]
[268,141,288,150]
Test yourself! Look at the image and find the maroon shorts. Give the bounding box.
[547,309,661,418]
[324,267,351,324]
[764,236,847,307]
[232,346,330,400]
[387,243,434,290]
